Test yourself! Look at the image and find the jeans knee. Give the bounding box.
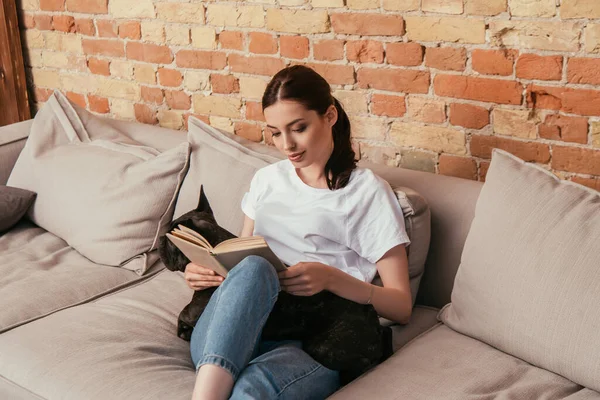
[229,255,280,293]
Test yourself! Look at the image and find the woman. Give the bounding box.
[186,65,412,400]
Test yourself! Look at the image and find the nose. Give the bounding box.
[282,134,296,151]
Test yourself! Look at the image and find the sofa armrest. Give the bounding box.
[0,120,32,185]
[381,305,440,352]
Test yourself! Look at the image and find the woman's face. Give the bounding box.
[263,100,337,168]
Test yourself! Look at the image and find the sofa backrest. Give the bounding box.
[0,117,484,309]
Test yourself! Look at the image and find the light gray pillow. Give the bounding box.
[7,91,190,274]
[0,185,36,233]
[439,149,600,392]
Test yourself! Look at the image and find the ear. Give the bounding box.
[196,185,213,214]
[326,104,338,128]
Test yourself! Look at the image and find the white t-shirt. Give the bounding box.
[241,159,410,283]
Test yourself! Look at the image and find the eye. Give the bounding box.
[271,131,281,137]
[292,125,306,133]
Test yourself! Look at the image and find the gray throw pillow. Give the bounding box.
[0,185,36,233]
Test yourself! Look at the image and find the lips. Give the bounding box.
[288,151,305,161]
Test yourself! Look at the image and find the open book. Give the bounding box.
[166,225,287,277]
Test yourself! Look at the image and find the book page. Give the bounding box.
[170,230,210,249]
[166,233,229,277]
[177,225,212,249]
[215,236,266,252]
[214,245,287,273]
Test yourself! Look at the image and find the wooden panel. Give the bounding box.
[0,0,31,126]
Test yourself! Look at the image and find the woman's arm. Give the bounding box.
[240,215,255,238]
[326,245,412,324]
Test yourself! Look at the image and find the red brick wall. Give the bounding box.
[16,0,600,189]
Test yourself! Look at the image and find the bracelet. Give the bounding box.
[366,285,375,305]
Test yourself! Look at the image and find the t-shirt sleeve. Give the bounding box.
[347,176,411,264]
[240,170,261,220]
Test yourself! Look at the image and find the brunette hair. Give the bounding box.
[262,65,356,190]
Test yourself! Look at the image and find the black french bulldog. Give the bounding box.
[158,187,393,384]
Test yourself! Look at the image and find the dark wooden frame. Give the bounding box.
[0,0,31,126]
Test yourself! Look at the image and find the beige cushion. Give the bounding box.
[7,91,190,274]
[330,324,599,399]
[439,149,600,392]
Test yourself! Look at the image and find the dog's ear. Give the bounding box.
[195,185,213,215]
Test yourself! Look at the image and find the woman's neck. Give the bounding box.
[296,163,330,189]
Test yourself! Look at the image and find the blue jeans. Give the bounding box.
[190,255,341,399]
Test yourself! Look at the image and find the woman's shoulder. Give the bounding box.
[349,167,389,191]
[254,159,290,181]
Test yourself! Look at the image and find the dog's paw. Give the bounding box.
[177,319,194,341]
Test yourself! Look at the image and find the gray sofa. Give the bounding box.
[1,95,598,399]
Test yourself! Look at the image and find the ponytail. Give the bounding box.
[324,97,357,190]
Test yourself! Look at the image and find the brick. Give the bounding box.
[229,54,285,76]
[570,176,600,191]
[96,20,117,38]
[208,4,264,28]
[425,47,466,71]
[539,114,588,144]
[209,116,233,133]
[509,0,555,17]
[472,49,517,76]
[349,116,388,140]
[279,0,305,5]
[211,74,240,94]
[65,91,86,108]
[311,0,344,7]
[158,68,183,87]
[33,88,53,103]
[449,103,489,129]
[358,144,396,167]
[61,73,95,93]
[280,36,309,59]
[470,135,550,162]
[134,103,158,125]
[516,54,563,81]
[43,52,86,71]
[399,149,436,173]
[314,40,344,61]
[371,94,406,117]
[191,27,216,49]
[88,57,110,75]
[176,50,227,70]
[193,95,241,118]
[435,75,523,105]
[478,161,490,181]
[119,21,141,40]
[66,0,107,13]
[219,31,243,50]
[593,122,600,148]
[333,90,368,114]
[141,86,164,104]
[567,58,600,85]
[75,19,95,36]
[267,9,329,34]
[246,101,266,122]
[165,90,191,110]
[183,114,210,131]
[141,21,165,43]
[127,43,173,64]
[297,62,355,85]
[347,0,378,9]
[156,2,205,23]
[26,50,43,68]
[134,64,156,84]
[407,97,446,124]
[383,0,419,11]
[166,25,189,46]
[561,0,600,19]
[527,85,600,117]
[358,68,429,94]
[331,13,403,36]
[109,60,133,79]
[584,24,600,53]
[492,108,539,139]
[82,39,124,57]
[88,95,109,113]
[406,16,485,44]
[22,13,35,29]
[158,110,183,130]
[386,42,423,67]
[552,146,600,175]
[58,34,82,53]
[422,0,463,14]
[110,99,135,120]
[249,32,278,54]
[34,15,53,31]
[239,77,267,99]
[439,155,477,180]
[20,0,38,11]
[526,85,563,111]
[465,0,506,15]
[489,20,581,52]
[95,76,140,101]
[185,71,210,91]
[234,122,263,142]
[109,0,155,18]
[40,0,64,11]
[390,122,466,155]
[347,40,384,63]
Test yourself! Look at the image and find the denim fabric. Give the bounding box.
[190,255,340,399]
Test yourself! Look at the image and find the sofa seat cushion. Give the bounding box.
[0,221,163,334]
[329,324,600,400]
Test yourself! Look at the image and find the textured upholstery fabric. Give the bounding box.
[0,185,35,232]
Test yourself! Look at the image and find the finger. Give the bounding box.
[279,276,306,286]
[288,290,312,296]
[281,266,303,279]
[189,274,224,283]
[188,263,217,275]
[281,283,310,292]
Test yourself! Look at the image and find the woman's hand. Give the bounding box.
[278,262,334,296]
[184,262,224,291]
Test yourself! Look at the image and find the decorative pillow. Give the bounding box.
[439,149,600,392]
[7,91,190,274]
[0,185,36,233]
